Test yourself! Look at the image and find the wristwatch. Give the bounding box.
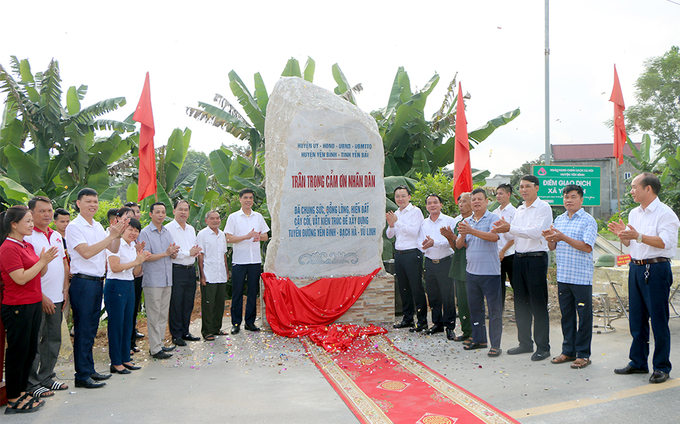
[636,234,643,244]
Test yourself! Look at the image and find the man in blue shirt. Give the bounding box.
[456,188,502,357]
[543,185,597,369]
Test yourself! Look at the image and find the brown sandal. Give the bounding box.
[571,358,591,369]
[551,354,576,364]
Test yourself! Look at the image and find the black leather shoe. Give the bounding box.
[531,351,551,361]
[110,365,131,375]
[650,370,670,383]
[409,324,427,333]
[75,378,105,389]
[425,325,444,335]
[231,325,240,334]
[90,372,112,381]
[123,363,141,370]
[135,331,145,339]
[446,328,456,340]
[173,338,187,347]
[615,364,649,374]
[162,345,176,352]
[151,350,173,359]
[183,333,200,341]
[507,345,534,355]
[393,321,414,329]
[244,323,261,332]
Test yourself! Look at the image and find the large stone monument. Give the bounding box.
[264,77,394,324]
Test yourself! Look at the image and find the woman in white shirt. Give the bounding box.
[105,219,150,374]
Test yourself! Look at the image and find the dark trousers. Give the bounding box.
[200,282,228,337]
[628,262,673,373]
[557,283,592,358]
[500,254,514,312]
[454,279,472,337]
[104,279,134,366]
[28,301,63,391]
[69,276,104,382]
[131,275,143,349]
[513,253,550,352]
[169,265,197,339]
[466,273,503,348]
[394,249,427,327]
[231,263,261,326]
[1,302,41,399]
[424,256,456,329]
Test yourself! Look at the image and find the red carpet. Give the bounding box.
[302,334,518,424]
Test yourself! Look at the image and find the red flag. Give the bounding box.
[609,65,626,166]
[133,72,157,201]
[453,82,472,203]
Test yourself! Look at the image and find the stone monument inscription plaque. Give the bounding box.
[264,77,385,278]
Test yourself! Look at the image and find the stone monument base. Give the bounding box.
[261,272,395,330]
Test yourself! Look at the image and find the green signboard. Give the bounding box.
[532,165,601,207]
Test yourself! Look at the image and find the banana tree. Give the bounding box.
[0,57,134,206]
[373,68,520,178]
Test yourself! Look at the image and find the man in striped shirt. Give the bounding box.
[543,185,597,369]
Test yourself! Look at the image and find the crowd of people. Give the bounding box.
[0,188,269,415]
[387,173,678,382]
[1,172,678,415]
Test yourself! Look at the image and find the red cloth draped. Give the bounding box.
[262,269,386,351]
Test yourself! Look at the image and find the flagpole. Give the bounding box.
[616,162,622,253]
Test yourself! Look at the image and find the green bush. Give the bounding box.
[411,172,459,217]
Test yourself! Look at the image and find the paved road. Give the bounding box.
[5,312,680,423]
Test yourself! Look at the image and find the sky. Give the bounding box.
[1,0,679,175]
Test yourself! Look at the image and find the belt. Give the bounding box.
[631,257,671,265]
[425,255,452,264]
[396,248,419,254]
[173,263,195,269]
[515,251,547,258]
[72,273,104,282]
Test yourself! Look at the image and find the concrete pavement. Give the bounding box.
[5,311,680,423]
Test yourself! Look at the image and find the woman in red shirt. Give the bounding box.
[1,206,58,414]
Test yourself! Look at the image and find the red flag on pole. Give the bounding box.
[453,82,472,203]
[133,72,157,201]
[609,65,626,166]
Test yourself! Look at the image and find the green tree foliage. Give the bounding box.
[0,57,134,206]
[509,157,543,188]
[625,137,680,216]
[411,172,459,217]
[373,69,520,178]
[626,46,680,156]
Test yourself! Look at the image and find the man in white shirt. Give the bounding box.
[66,188,126,388]
[225,189,270,334]
[197,210,229,340]
[492,175,553,361]
[419,194,456,336]
[166,200,202,346]
[25,196,70,397]
[386,185,427,332]
[492,183,516,314]
[609,172,680,384]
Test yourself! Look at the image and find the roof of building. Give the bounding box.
[552,143,641,160]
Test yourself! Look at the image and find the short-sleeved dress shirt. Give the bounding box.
[553,208,597,285]
[196,227,228,283]
[137,224,174,288]
[66,214,108,277]
[225,209,269,265]
[465,211,501,276]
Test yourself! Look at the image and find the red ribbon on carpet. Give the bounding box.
[261,269,385,351]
